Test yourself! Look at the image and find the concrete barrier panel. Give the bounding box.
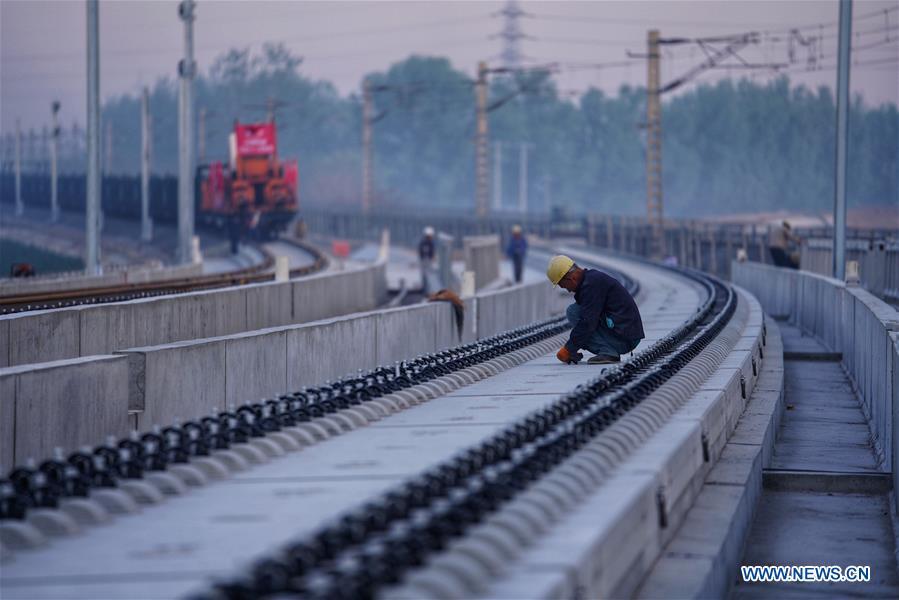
[287,315,378,389]
[892,333,899,506]
[7,309,81,365]
[245,282,293,330]
[463,235,500,290]
[0,355,130,469]
[292,272,339,323]
[433,301,461,351]
[376,303,439,365]
[124,339,227,430]
[0,375,14,471]
[225,328,288,406]
[170,286,248,341]
[80,297,172,357]
[0,318,9,367]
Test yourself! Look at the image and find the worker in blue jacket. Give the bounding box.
[506,224,528,283]
[546,254,645,365]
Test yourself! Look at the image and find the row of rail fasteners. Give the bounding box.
[198,273,735,600]
[0,316,571,527]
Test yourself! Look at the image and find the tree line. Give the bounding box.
[95,44,896,217]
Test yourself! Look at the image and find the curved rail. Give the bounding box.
[0,238,328,314]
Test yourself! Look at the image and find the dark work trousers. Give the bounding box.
[512,256,524,283]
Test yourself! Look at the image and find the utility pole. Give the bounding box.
[178,0,196,264]
[141,87,153,241]
[41,126,49,173]
[50,101,60,222]
[14,119,22,216]
[86,0,101,274]
[104,120,113,173]
[475,61,489,218]
[833,0,852,280]
[362,80,372,214]
[518,142,532,213]
[645,30,664,259]
[493,141,503,210]
[198,106,206,164]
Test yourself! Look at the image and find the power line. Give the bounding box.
[1,14,492,63]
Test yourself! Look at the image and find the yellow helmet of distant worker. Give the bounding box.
[546,255,575,285]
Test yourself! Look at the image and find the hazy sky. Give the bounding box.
[2,0,897,134]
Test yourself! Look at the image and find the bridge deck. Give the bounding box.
[732,323,899,598]
[0,256,701,599]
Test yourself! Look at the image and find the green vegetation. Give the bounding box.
[0,239,83,278]
[101,44,898,217]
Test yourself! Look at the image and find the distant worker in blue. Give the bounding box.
[506,224,528,283]
[546,254,645,365]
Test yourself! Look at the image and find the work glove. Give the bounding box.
[556,346,583,364]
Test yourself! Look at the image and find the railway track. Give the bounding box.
[0,238,327,314]
[0,252,738,599]
[206,264,732,599]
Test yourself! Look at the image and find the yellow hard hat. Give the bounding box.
[546,255,575,285]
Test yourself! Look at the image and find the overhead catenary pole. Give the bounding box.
[50,101,60,222]
[85,0,101,275]
[104,120,113,173]
[141,87,153,241]
[493,141,502,210]
[198,106,206,164]
[833,0,852,280]
[518,142,531,213]
[475,61,489,218]
[645,30,664,259]
[178,0,196,264]
[14,119,22,216]
[362,80,372,214]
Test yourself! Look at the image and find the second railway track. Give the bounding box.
[0,238,328,314]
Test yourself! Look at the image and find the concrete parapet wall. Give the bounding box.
[123,276,557,433]
[463,235,500,290]
[0,262,203,297]
[0,261,388,368]
[476,281,561,339]
[732,260,899,485]
[1,263,554,468]
[0,355,131,472]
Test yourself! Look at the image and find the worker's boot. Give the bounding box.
[587,354,620,365]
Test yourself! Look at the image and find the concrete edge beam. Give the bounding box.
[635,315,785,599]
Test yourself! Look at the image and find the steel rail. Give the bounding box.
[0,238,327,314]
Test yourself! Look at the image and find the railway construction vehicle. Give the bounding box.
[196,121,298,239]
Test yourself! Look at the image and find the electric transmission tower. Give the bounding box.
[493,1,531,67]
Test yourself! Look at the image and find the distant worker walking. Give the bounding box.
[418,226,436,293]
[768,220,800,269]
[546,255,644,365]
[506,224,528,283]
